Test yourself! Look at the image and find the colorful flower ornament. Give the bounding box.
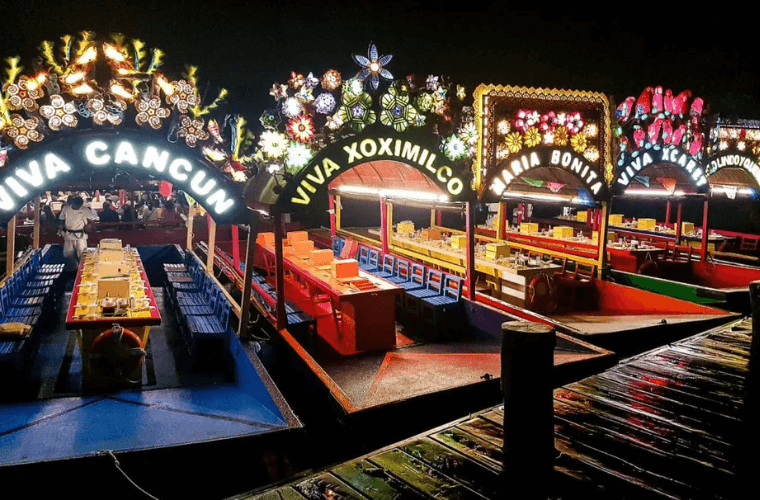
[352,43,393,90]
[338,91,376,132]
[88,97,126,125]
[554,126,569,147]
[326,113,344,131]
[321,70,342,91]
[570,132,587,153]
[459,122,478,145]
[286,115,315,143]
[426,75,439,91]
[342,77,364,97]
[296,86,314,105]
[314,93,337,115]
[3,76,45,112]
[285,142,313,172]
[167,80,198,113]
[523,126,542,148]
[178,115,209,147]
[380,92,418,132]
[135,95,170,130]
[270,83,288,101]
[457,85,466,100]
[3,114,44,149]
[505,132,523,154]
[304,72,319,90]
[259,130,288,158]
[415,93,434,112]
[260,111,278,129]
[444,135,466,161]
[288,72,305,89]
[282,97,303,119]
[583,146,600,162]
[39,94,78,131]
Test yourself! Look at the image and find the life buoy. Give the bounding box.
[89,324,146,383]
[638,260,660,277]
[526,273,558,313]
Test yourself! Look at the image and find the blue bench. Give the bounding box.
[332,237,345,257]
[358,248,380,272]
[404,269,444,325]
[421,275,464,335]
[373,254,396,279]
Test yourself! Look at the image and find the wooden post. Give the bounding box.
[436,210,442,227]
[238,210,259,339]
[231,224,240,272]
[274,207,286,331]
[33,197,41,249]
[206,214,216,276]
[335,194,341,232]
[700,198,709,261]
[6,214,15,276]
[675,202,683,245]
[501,321,556,499]
[498,201,507,240]
[186,205,195,250]
[329,194,337,237]
[465,201,476,302]
[380,196,388,254]
[430,209,435,228]
[597,203,609,274]
[665,200,672,225]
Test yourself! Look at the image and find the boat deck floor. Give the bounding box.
[236,316,752,500]
[278,320,612,415]
[0,286,297,468]
[548,312,732,335]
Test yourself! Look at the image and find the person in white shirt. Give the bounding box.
[58,196,98,270]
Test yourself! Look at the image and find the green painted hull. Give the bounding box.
[609,270,727,306]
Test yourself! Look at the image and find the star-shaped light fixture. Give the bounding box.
[352,42,393,91]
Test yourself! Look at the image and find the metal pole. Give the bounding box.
[231,224,240,272]
[466,201,476,301]
[206,214,216,276]
[33,197,41,249]
[186,205,195,250]
[329,194,337,237]
[6,214,16,276]
[665,200,672,225]
[274,207,286,330]
[501,320,556,499]
[237,210,259,339]
[380,196,388,254]
[700,199,709,261]
[675,202,683,246]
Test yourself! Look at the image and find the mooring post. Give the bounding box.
[738,281,760,498]
[501,320,556,499]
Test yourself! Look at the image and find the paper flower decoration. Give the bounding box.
[304,73,319,90]
[497,120,510,135]
[414,114,426,127]
[524,127,541,148]
[296,86,314,105]
[338,92,376,132]
[380,93,418,132]
[288,72,305,89]
[444,135,467,161]
[260,111,278,129]
[89,98,127,125]
[285,142,313,172]
[416,93,434,112]
[282,97,303,119]
[39,94,78,131]
[3,114,43,149]
[135,96,170,130]
[270,83,288,101]
[353,43,393,90]
[259,130,288,158]
[167,80,198,114]
[314,93,337,115]
[457,85,466,100]
[459,122,478,145]
[426,75,439,90]
[3,77,45,112]
[554,126,569,147]
[570,132,587,153]
[505,132,522,154]
[583,146,599,162]
[342,78,364,97]
[321,70,342,91]
[178,115,209,147]
[286,115,315,143]
[326,113,344,130]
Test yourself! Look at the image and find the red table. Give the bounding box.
[259,244,401,355]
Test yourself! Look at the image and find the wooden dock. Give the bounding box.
[230,317,751,499]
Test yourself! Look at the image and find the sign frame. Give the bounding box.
[613,145,708,195]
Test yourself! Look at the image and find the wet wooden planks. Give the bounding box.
[234,318,751,500]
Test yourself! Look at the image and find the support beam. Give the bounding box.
[386,202,394,251]
[430,209,435,228]
[498,201,507,240]
[665,200,672,225]
[380,196,388,254]
[6,214,15,276]
[597,203,609,274]
[231,224,240,272]
[701,199,709,261]
[335,195,341,232]
[436,210,442,227]
[466,201,476,302]
[274,208,286,331]
[517,203,524,226]
[675,202,683,245]
[186,205,195,250]
[238,210,259,339]
[206,214,216,275]
[329,194,337,237]
[33,197,41,249]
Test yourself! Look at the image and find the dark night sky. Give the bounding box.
[3,1,760,128]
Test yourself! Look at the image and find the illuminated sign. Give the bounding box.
[0,132,245,223]
[489,147,605,197]
[287,136,466,206]
[706,152,760,187]
[617,146,707,189]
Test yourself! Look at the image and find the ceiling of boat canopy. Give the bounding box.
[328,160,446,194]
[620,163,702,195]
[707,166,758,188]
